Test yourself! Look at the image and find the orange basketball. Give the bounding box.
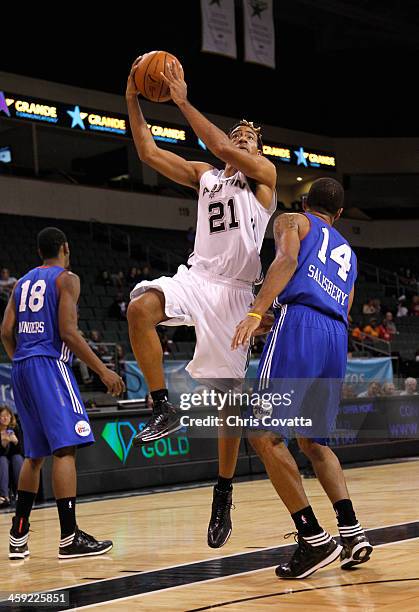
[134,51,184,103]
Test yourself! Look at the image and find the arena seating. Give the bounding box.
[1,213,419,367]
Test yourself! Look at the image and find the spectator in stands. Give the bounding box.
[396,296,409,318]
[73,331,93,385]
[383,312,397,336]
[382,382,397,396]
[363,318,380,338]
[127,267,141,290]
[362,299,376,315]
[138,265,152,282]
[0,269,17,316]
[404,268,417,287]
[372,298,382,314]
[410,295,419,316]
[108,292,127,319]
[88,330,111,361]
[0,406,24,509]
[158,328,173,356]
[111,270,125,288]
[358,381,382,398]
[341,383,356,399]
[351,322,365,341]
[400,377,418,395]
[98,270,112,286]
[0,268,17,296]
[377,321,391,342]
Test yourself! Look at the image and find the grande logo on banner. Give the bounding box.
[201,0,237,59]
[244,0,275,68]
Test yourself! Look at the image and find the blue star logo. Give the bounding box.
[67,105,88,130]
[294,146,308,167]
[0,91,11,117]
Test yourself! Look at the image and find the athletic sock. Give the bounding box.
[334,498,364,538]
[291,505,323,537]
[56,497,76,539]
[151,388,169,406]
[333,499,357,527]
[217,476,233,492]
[13,490,36,535]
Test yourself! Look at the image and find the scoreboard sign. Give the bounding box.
[0,89,336,169]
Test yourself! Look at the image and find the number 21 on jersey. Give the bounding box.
[208,198,239,234]
[317,227,352,281]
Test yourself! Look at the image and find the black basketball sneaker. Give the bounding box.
[207,487,234,548]
[339,524,373,569]
[9,517,30,560]
[58,527,113,559]
[276,531,342,579]
[133,399,182,445]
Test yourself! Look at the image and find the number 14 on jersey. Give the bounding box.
[317,227,352,281]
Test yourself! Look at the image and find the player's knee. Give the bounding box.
[27,457,44,470]
[127,294,158,327]
[297,437,325,460]
[248,431,283,456]
[53,446,76,458]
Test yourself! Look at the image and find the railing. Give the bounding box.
[358,260,419,297]
[87,219,189,275]
[143,243,185,274]
[351,332,391,357]
[89,219,131,258]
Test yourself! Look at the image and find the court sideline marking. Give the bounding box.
[2,520,418,611]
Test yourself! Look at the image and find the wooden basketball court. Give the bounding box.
[1,460,418,610]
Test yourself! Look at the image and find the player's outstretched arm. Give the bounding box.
[126,57,212,190]
[0,290,17,360]
[57,272,125,396]
[161,63,276,191]
[231,214,301,349]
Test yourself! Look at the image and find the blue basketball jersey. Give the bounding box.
[274,213,357,324]
[13,265,73,364]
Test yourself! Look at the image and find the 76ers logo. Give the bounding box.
[75,420,91,437]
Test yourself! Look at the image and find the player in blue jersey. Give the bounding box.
[232,178,373,579]
[1,227,125,560]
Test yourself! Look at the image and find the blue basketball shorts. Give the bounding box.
[250,304,348,441]
[12,356,95,458]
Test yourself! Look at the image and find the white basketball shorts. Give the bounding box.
[130,265,253,379]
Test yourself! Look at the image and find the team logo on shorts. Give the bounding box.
[253,398,273,419]
[75,420,91,437]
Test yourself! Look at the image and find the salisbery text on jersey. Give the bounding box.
[307,264,349,306]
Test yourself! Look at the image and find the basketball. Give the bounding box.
[134,51,184,103]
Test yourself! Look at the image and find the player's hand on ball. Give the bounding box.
[160,62,187,105]
[126,56,142,97]
[100,368,126,396]
[231,315,262,350]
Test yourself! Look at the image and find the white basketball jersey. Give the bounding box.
[188,169,276,284]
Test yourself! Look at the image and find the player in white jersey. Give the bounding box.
[125,57,276,547]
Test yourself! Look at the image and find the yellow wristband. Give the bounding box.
[247,312,262,321]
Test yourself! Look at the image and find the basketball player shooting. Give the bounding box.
[126,57,276,548]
